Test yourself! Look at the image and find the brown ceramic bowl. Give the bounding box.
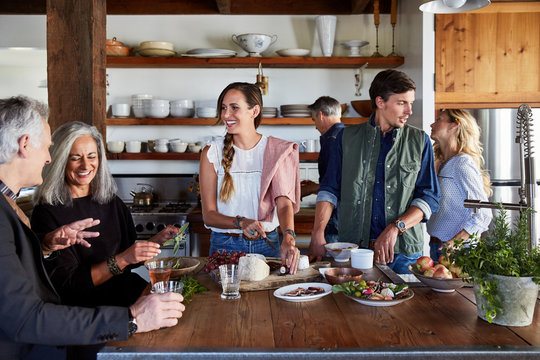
[324,267,363,285]
[351,100,372,117]
[340,103,348,115]
[106,45,130,56]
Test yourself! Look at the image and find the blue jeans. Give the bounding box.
[429,242,442,263]
[387,252,422,274]
[209,229,281,258]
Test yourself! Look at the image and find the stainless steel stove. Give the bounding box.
[127,202,196,257]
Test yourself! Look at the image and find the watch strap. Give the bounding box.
[284,229,296,239]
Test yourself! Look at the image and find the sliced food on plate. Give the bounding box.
[332,280,414,306]
[274,282,332,302]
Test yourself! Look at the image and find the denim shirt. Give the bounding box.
[319,116,440,240]
[317,122,345,234]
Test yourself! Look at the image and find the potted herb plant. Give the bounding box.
[445,205,540,326]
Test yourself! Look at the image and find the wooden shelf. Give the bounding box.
[107,152,320,161]
[107,56,404,69]
[106,117,368,126]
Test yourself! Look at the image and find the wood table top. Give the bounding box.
[101,262,540,359]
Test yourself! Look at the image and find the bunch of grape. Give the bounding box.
[204,250,246,272]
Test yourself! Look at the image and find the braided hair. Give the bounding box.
[216,82,263,202]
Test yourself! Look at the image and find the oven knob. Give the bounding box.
[157,224,165,232]
[145,222,155,231]
[135,224,144,233]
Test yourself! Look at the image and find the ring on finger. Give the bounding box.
[250,230,255,235]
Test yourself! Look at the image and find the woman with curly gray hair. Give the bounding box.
[31,121,179,308]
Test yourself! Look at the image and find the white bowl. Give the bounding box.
[170,99,194,108]
[107,141,125,153]
[276,48,310,57]
[232,33,277,56]
[171,142,188,153]
[144,106,169,118]
[154,144,169,153]
[324,242,359,262]
[170,107,195,118]
[125,141,142,153]
[111,103,131,117]
[139,41,174,51]
[187,143,202,153]
[196,107,217,118]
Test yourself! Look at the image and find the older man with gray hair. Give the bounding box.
[0,96,184,360]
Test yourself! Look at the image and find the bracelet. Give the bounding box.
[233,215,244,229]
[284,229,296,239]
[106,255,124,276]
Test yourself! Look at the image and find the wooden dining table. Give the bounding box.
[99,259,540,359]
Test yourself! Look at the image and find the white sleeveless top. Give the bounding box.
[205,135,279,233]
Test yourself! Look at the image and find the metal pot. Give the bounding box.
[130,183,154,206]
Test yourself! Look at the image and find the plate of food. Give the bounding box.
[333,280,414,307]
[273,282,332,302]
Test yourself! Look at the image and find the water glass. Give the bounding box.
[151,280,184,294]
[219,264,242,300]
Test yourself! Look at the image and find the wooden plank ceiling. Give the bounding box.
[0,0,392,15]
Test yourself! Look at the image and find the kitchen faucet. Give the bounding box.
[464,104,537,249]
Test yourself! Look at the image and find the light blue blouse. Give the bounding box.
[427,154,492,241]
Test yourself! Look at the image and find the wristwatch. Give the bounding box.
[394,219,407,234]
[128,310,138,336]
[284,229,296,239]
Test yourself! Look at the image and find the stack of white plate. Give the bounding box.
[262,107,278,118]
[196,107,217,118]
[280,104,311,118]
[181,48,236,58]
[132,94,153,118]
[138,41,176,57]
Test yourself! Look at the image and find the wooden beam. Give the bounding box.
[351,0,371,14]
[215,0,232,14]
[46,0,106,137]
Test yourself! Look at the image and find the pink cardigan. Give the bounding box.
[258,136,301,222]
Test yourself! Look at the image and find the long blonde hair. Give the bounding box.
[216,82,263,202]
[433,109,492,197]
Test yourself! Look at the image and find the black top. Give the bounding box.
[31,195,147,307]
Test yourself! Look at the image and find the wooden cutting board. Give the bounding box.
[208,259,330,292]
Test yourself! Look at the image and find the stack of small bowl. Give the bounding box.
[143,99,170,118]
[170,99,195,118]
[132,94,152,118]
[137,41,175,57]
[196,107,217,118]
[169,138,188,153]
[280,104,311,118]
[262,107,278,118]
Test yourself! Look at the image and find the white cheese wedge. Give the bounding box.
[298,255,310,270]
[238,255,270,281]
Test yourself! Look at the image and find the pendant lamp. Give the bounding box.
[419,0,491,13]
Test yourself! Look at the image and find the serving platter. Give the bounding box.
[408,264,469,292]
[274,282,332,302]
[344,289,414,307]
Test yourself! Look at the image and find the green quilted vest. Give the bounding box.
[338,121,425,255]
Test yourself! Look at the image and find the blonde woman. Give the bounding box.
[427,109,493,261]
[199,82,301,273]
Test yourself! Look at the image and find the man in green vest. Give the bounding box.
[309,70,440,273]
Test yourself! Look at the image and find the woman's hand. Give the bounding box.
[240,218,266,240]
[42,218,100,254]
[117,241,161,268]
[150,225,180,245]
[280,234,300,274]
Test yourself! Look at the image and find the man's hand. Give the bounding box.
[308,230,327,262]
[373,224,400,265]
[300,180,319,199]
[281,235,300,275]
[129,292,185,333]
[42,218,100,253]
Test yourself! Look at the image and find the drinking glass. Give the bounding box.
[219,264,242,300]
[145,259,173,287]
[151,280,184,294]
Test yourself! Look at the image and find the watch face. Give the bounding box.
[128,320,138,336]
[396,220,406,231]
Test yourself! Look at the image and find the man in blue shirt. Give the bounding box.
[303,97,345,261]
[310,70,440,273]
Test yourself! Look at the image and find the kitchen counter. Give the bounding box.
[100,262,540,359]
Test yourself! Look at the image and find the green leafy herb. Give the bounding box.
[163,222,189,255]
[179,275,207,304]
[445,204,540,322]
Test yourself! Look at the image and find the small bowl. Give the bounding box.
[187,143,202,153]
[408,264,469,293]
[171,142,188,153]
[324,267,364,285]
[106,45,130,57]
[351,100,372,117]
[107,141,124,153]
[324,242,359,262]
[232,33,277,57]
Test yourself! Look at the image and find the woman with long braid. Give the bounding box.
[199,82,301,273]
